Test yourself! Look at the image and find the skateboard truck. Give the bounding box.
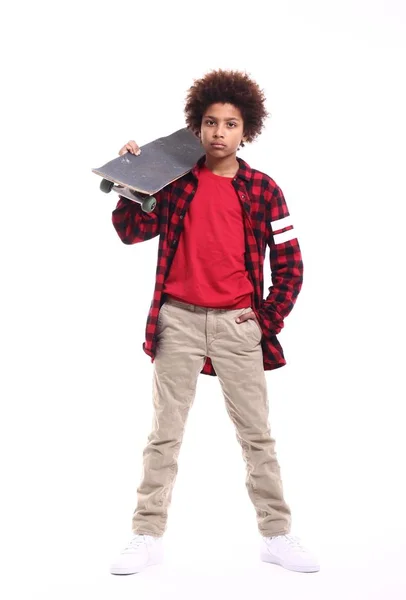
[99,178,156,213]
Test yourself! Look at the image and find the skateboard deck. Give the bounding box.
[92,127,203,212]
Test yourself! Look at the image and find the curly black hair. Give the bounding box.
[184,69,269,147]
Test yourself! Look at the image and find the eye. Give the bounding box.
[228,122,237,127]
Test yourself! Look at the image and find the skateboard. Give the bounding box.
[92,127,203,212]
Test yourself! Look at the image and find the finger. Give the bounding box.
[129,141,141,156]
[236,313,255,323]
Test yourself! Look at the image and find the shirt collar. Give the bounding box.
[191,154,252,183]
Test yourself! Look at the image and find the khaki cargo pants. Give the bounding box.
[132,297,291,537]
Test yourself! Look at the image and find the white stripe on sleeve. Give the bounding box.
[273,228,297,244]
[270,215,293,232]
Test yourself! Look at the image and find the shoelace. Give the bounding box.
[269,534,307,551]
[123,534,146,553]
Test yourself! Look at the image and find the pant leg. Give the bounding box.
[132,300,206,536]
[209,306,291,537]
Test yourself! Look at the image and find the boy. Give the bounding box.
[109,69,319,574]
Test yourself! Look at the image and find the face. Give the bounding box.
[199,103,246,157]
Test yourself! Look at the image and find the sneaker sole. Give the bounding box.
[260,552,320,573]
[110,556,164,575]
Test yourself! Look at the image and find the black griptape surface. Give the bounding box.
[92,128,204,194]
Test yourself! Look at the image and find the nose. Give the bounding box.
[214,126,225,138]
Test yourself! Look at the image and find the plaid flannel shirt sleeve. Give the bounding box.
[111,191,163,244]
[257,183,304,334]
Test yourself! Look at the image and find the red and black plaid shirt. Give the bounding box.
[112,155,303,376]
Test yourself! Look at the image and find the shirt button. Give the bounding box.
[180,214,184,220]
[241,194,245,199]
[172,239,177,246]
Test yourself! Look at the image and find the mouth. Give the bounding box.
[211,143,226,148]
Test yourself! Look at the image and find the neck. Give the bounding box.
[204,153,239,176]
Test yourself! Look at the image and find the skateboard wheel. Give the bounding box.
[100,178,114,193]
[142,196,156,213]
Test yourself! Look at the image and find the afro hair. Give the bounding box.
[184,69,269,147]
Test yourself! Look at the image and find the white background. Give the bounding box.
[1,0,405,598]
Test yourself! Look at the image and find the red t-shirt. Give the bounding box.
[163,163,254,309]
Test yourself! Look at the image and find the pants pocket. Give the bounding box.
[157,302,168,326]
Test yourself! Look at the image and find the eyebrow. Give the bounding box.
[204,115,241,121]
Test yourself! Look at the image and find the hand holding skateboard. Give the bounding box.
[118,140,141,157]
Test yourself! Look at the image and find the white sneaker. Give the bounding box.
[260,534,320,573]
[110,534,164,575]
